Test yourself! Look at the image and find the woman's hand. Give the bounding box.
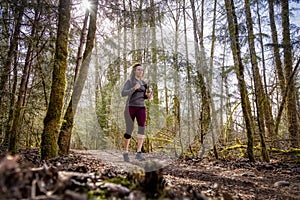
[134,83,141,90]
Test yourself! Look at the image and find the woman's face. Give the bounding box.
[135,66,144,78]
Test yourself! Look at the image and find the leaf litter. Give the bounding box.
[0,148,299,200]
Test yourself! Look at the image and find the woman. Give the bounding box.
[121,63,151,162]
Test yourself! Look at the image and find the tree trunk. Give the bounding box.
[255,0,278,148]
[122,0,128,79]
[0,1,10,132]
[58,0,98,155]
[183,0,196,156]
[173,0,182,155]
[275,59,300,138]
[190,0,211,157]
[281,0,299,147]
[150,0,159,106]
[41,0,71,159]
[267,0,285,96]
[158,14,169,126]
[9,1,39,154]
[267,0,286,143]
[135,0,143,62]
[244,0,270,162]
[208,0,219,159]
[129,0,136,61]
[0,0,24,122]
[224,0,255,162]
[2,45,18,149]
[75,10,89,82]
[255,0,268,95]
[57,9,88,154]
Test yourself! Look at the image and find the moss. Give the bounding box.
[87,189,108,199]
[88,176,133,199]
[103,176,130,187]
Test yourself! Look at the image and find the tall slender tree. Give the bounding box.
[0,0,25,126]
[183,0,196,156]
[267,0,285,97]
[150,0,159,106]
[244,0,270,162]
[224,0,255,161]
[9,1,41,154]
[281,0,299,147]
[190,0,211,157]
[58,0,99,155]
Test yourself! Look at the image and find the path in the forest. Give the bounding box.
[78,149,177,173]
[75,149,300,200]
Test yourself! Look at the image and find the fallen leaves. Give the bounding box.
[0,148,299,200]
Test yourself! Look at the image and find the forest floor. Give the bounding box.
[0,147,299,200]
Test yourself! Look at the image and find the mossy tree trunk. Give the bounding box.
[58,0,99,155]
[190,0,211,156]
[244,0,270,162]
[208,0,219,159]
[281,0,299,148]
[267,0,287,144]
[41,0,71,160]
[9,1,40,155]
[267,0,285,97]
[57,7,89,154]
[254,1,277,148]
[224,0,255,162]
[0,0,25,147]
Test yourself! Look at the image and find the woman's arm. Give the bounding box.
[121,80,135,97]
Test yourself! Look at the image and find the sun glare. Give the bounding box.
[82,0,91,10]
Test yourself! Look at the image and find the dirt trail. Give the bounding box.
[77,149,300,200]
[76,149,175,173]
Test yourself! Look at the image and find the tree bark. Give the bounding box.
[267,0,285,96]
[255,0,278,147]
[190,0,212,158]
[244,0,270,162]
[57,9,88,154]
[9,1,40,154]
[0,0,25,121]
[58,0,98,155]
[41,0,71,159]
[224,0,255,162]
[281,0,299,147]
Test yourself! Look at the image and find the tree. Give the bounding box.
[224,0,255,162]
[183,0,196,156]
[244,0,270,162]
[267,0,285,97]
[190,0,211,157]
[58,0,99,155]
[281,0,299,147]
[41,0,71,159]
[9,1,41,154]
[0,0,25,138]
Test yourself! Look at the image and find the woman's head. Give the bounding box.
[130,63,144,80]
